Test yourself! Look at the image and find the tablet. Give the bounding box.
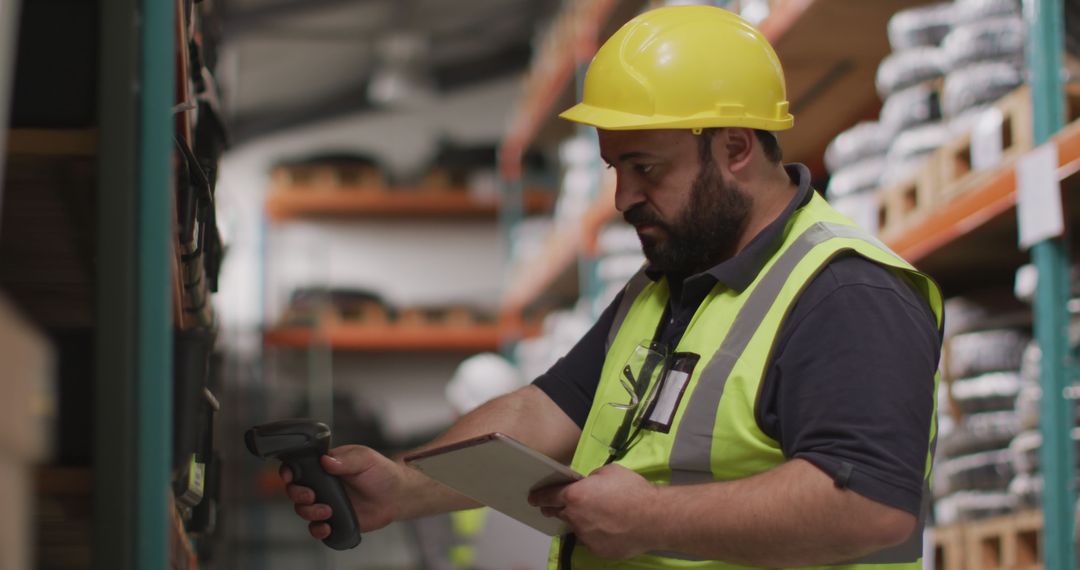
[403,432,582,536]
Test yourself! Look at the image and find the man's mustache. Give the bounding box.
[623,204,665,229]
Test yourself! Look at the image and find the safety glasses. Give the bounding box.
[593,341,668,463]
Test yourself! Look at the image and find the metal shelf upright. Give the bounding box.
[96,0,174,567]
[1025,1,1077,568]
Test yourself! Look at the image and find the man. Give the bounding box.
[282,6,943,569]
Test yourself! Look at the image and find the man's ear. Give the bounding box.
[715,128,755,174]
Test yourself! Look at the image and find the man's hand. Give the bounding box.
[529,464,660,559]
[282,445,401,540]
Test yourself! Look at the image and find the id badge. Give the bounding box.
[639,352,699,433]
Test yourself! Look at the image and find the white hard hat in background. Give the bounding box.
[445,353,524,415]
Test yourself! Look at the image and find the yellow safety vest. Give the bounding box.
[450,508,489,568]
[549,192,943,569]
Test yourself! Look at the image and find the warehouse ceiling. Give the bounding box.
[217,0,561,142]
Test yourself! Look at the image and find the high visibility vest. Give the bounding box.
[548,192,943,570]
[449,508,489,568]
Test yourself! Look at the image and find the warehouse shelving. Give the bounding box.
[500,177,616,324]
[263,322,506,352]
[266,187,554,221]
[497,0,624,179]
[5,128,98,156]
[887,116,1080,296]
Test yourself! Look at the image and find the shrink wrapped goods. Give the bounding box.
[887,2,957,50]
[942,16,1026,71]
[879,83,942,136]
[825,157,886,200]
[881,122,951,185]
[942,61,1025,118]
[875,47,947,98]
[823,121,890,173]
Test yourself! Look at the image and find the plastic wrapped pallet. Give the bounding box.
[879,83,942,136]
[947,328,1030,379]
[935,490,1017,524]
[1011,312,1080,428]
[887,2,956,50]
[876,47,948,98]
[942,16,1026,71]
[952,0,1021,25]
[830,192,881,235]
[938,449,1015,493]
[940,410,1020,457]
[951,371,1023,415]
[1005,429,1080,506]
[826,157,886,200]
[942,61,1025,118]
[881,122,951,185]
[823,122,890,173]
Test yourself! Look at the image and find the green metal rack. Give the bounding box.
[95,0,174,567]
[1026,1,1077,569]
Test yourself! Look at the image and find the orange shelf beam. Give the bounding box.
[266,188,554,222]
[498,0,621,179]
[263,322,506,352]
[501,174,618,318]
[500,226,582,319]
[887,118,1080,263]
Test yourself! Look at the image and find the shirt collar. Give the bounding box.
[645,163,815,296]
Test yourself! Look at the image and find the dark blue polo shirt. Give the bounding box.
[533,163,942,516]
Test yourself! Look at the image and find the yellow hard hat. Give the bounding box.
[560,5,794,132]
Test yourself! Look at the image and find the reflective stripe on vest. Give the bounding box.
[669,222,908,483]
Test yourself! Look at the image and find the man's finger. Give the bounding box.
[279,464,293,484]
[309,521,331,540]
[323,445,377,475]
[540,506,565,518]
[529,483,570,507]
[285,483,314,505]
[295,503,331,522]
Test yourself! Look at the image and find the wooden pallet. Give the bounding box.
[933,523,967,570]
[933,510,1044,570]
[271,162,387,193]
[877,160,941,242]
[938,84,1080,206]
[876,84,1080,242]
[938,87,1036,205]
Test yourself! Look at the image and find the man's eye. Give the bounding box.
[634,164,655,175]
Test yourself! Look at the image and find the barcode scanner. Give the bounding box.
[245,419,362,550]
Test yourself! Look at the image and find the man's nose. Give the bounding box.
[613,173,645,213]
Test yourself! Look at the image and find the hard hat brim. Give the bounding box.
[559,102,794,132]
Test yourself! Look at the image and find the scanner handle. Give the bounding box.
[286,452,361,550]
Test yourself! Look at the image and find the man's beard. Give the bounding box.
[623,160,751,275]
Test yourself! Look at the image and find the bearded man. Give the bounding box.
[282,6,943,569]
